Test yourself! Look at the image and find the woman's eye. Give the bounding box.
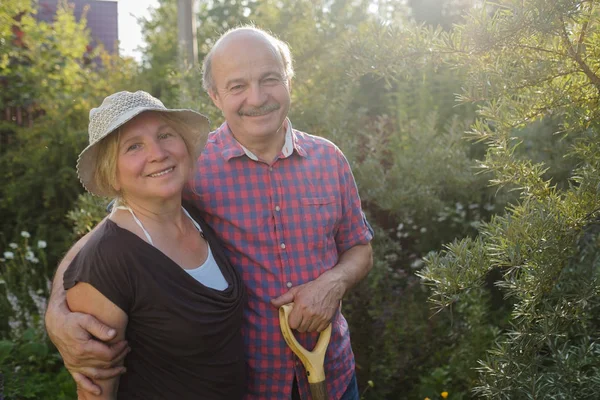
[127,143,141,152]
[159,132,173,139]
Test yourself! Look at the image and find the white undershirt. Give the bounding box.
[112,205,228,290]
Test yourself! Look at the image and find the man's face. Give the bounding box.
[208,34,291,146]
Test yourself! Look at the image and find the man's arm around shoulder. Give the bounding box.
[45,219,129,396]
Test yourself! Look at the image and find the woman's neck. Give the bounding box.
[120,196,187,231]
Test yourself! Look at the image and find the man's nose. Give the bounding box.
[246,82,267,106]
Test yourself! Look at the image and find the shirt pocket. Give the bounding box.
[301,196,338,250]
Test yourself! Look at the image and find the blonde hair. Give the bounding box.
[94,128,121,198]
[92,112,195,200]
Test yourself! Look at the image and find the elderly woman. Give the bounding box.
[63,91,245,399]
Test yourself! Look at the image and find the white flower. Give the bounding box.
[3,251,14,259]
[9,243,18,249]
[21,231,31,238]
[31,257,39,264]
[9,318,22,333]
[25,251,34,261]
[37,240,47,249]
[29,288,48,317]
[7,292,20,311]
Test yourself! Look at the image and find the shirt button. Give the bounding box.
[275,206,280,212]
[280,243,286,249]
[269,167,273,171]
[287,281,293,288]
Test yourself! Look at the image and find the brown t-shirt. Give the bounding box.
[64,207,246,399]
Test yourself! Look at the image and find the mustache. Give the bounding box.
[239,103,280,117]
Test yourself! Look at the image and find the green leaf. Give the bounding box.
[0,339,15,363]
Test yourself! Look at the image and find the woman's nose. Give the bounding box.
[148,140,168,161]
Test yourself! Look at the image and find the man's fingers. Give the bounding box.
[78,366,126,381]
[271,290,295,308]
[306,318,322,333]
[289,311,302,331]
[72,372,101,396]
[81,339,127,364]
[79,314,117,342]
[316,321,330,332]
[109,344,130,367]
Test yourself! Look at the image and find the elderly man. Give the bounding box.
[45,26,373,400]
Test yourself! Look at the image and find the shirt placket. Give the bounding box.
[267,161,294,290]
[268,159,304,395]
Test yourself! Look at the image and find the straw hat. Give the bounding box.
[77,90,210,197]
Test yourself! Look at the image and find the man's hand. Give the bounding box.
[270,243,373,333]
[270,272,343,333]
[46,306,128,395]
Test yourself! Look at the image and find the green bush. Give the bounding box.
[0,231,75,399]
[0,329,75,400]
[416,0,600,398]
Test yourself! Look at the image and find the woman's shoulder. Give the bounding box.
[64,219,136,311]
[75,219,139,267]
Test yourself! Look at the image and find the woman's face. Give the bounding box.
[114,112,191,204]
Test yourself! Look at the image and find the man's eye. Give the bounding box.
[230,85,244,91]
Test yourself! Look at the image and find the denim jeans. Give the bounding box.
[292,372,358,400]
[339,372,359,400]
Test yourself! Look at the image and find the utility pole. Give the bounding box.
[177,0,197,69]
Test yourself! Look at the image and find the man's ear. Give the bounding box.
[208,89,222,111]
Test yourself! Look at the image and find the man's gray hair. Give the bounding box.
[201,25,294,93]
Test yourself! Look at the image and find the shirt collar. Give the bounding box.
[219,118,307,161]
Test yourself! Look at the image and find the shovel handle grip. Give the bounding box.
[279,303,331,400]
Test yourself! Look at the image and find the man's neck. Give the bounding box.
[232,123,287,163]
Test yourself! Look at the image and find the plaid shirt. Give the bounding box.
[186,119,373,400]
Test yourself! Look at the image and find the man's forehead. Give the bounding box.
[213,31,276,60]
[211,35,285,82]
[216,29,268,48]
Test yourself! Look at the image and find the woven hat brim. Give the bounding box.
[77,107,209,197]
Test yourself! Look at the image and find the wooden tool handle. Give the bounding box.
[279,303,332,400]
[309,381,329,400]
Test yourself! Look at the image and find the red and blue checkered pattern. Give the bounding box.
[186,120,373,400]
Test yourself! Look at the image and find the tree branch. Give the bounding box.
[575,1,594,54]
[559,15,600,94]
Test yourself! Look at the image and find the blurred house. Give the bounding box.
[37,0,119,55]
[1,1,118,130]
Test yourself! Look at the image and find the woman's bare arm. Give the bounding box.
[66,282,128,400]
